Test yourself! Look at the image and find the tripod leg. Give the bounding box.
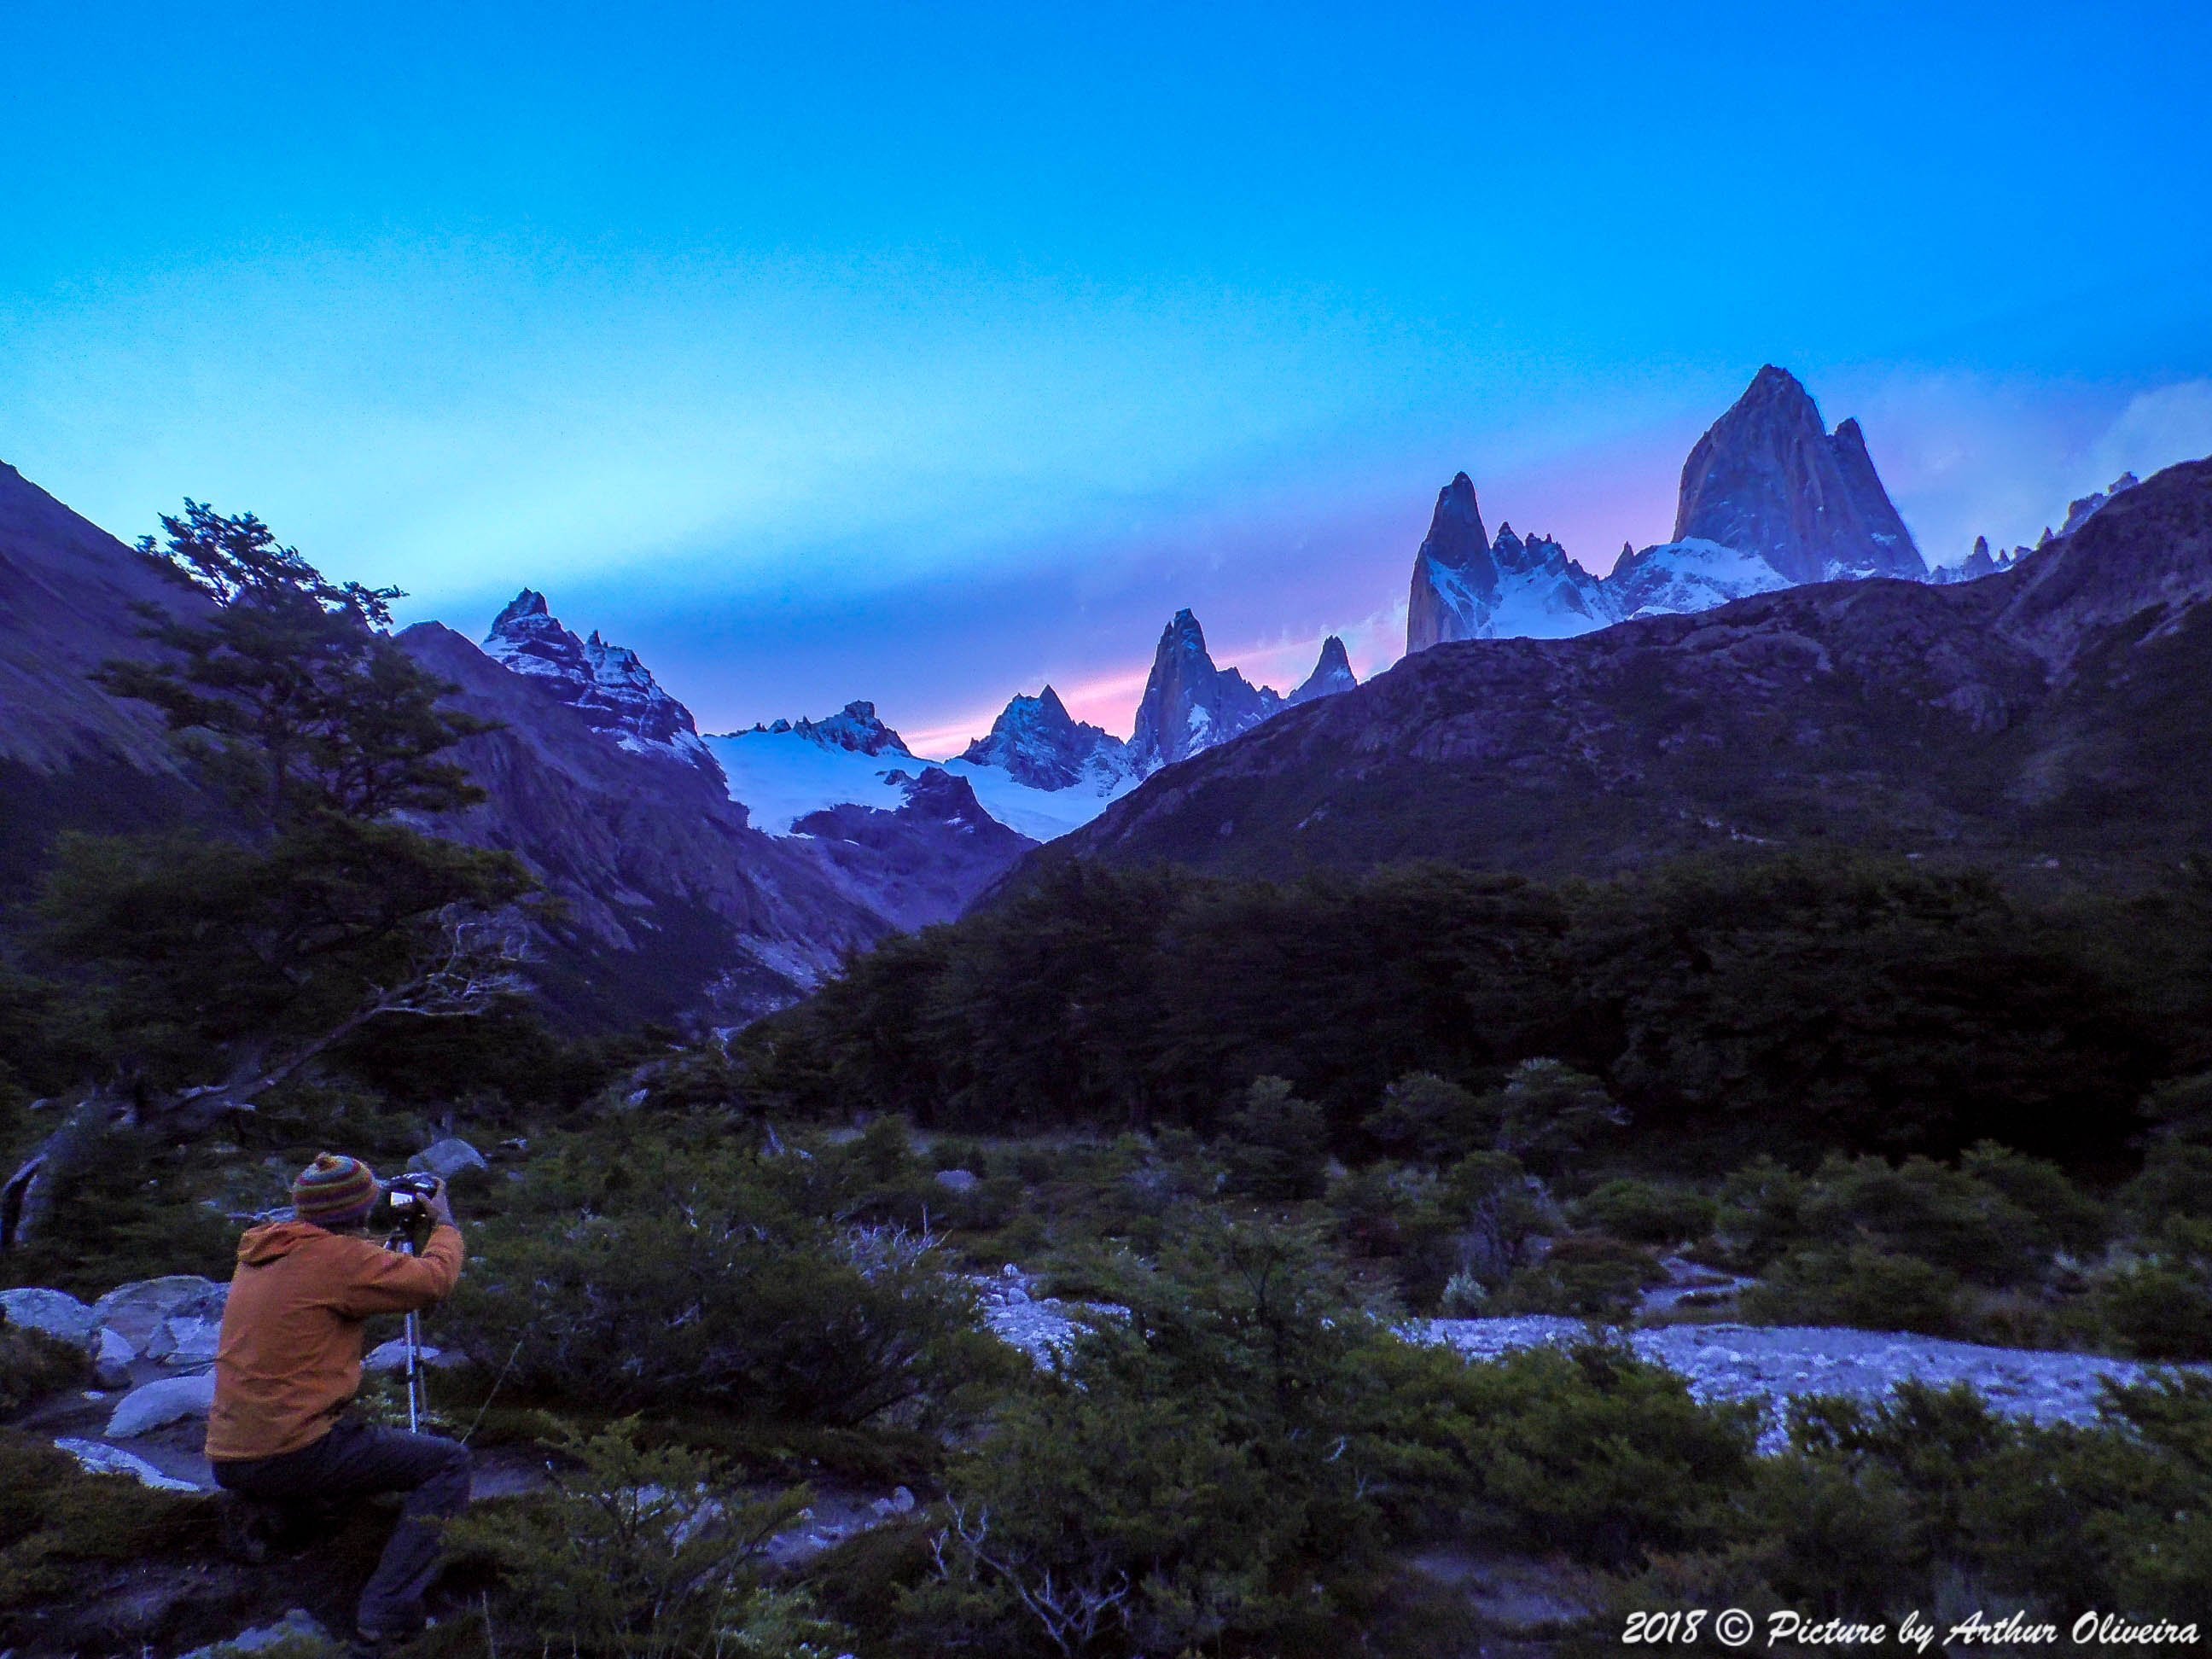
[404,1312,422,1433]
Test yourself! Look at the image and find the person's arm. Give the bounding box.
[328,1221,465,1318]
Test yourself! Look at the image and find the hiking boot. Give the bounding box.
[215,1491,287,1564]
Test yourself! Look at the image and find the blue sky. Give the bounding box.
[5,2,2209,752]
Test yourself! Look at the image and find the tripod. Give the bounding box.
[383,1226,428,1434]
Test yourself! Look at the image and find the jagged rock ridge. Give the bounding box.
[1127,609,1284,770]
[1406,367,1932,656]
[959,685,1133,791]
[484,591,713,768]
[745,700,913,758]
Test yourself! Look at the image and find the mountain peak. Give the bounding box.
[482,591,712,768]
[1130,608,1282,769]
[1674,365,1924,584]
[1406,469,1500,653]
[1289,635,1358,706]
[960,683,1130,791]
[491,588,549,630]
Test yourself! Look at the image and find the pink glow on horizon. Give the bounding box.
[899,422,1702,756]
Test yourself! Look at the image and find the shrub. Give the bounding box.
[1362,1338,1761,1569]
[0,1431,216,1620]
[1573,1178,1718,1247]
[1795,1155,2040,1286]
[451,1130,1016,1428]
[1219,1076,1330,1202]
[1484,1059,1627,1175]
[1740,1247,1962,1336]
[0,1323,88,1414]
[900,1220,1388,1657]
[2097,1218,2212,1359]
[457,1208,1011,1428]
[1364,1072,1488,1165]
[447,1417,853,1659]
[2121,1142,2212,1225]
[1957,1141,2109,1257]
[1494,1237,1661,1320]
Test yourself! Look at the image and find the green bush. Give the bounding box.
[1363,1338,1761,1569]
[2097,1218,2212,1359]
[447,1417,853,1658]
[2122,1142,2212,1225]
[1494,1237,1661,1320]
[1219,1076,1330,1202]
[1573,1178,1718,1247]
[1758,1376,2212,1621]
[1741,1246,1963,1336]
[451,1130,1015,1428]
[899,1221,1387,1657]
[0,1323,88,1414]
[1363,1072,1488,1165]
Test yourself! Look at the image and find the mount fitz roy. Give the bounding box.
[1408,364,1983,655]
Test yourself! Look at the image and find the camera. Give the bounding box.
[370,1172,442,1235]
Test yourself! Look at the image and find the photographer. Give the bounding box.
[205,1154,469,1650]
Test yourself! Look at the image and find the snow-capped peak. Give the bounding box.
[960,684,1135,792]
[483,589,713,767]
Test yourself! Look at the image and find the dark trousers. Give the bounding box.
[212,1422,472,1633]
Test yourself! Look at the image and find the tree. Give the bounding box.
[3,504,535,1248]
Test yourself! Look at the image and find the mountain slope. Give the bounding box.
[1046,459,2212,885]
[0,463,222,886]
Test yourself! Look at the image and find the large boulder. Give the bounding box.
[148,1314,224,1370]
[105,1370,217,1438]
[0,1286,96,1346]
[90,1325,135,1388]
[407,1138,490,1184]
[91,1276,227,1354]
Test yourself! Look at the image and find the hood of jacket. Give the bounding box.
[235,1219,335,1267]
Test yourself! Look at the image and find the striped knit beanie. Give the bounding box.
[292,1154,378,1228]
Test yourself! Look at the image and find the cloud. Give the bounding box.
[2093,381,2212,484]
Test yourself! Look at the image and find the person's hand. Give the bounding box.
[424,1178,456,1227]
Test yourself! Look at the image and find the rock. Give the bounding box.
[0,1286,96,1346]
[148,1314,224,1369]
[90,1325,135,1388]
[959,684,1137,791]
[180,1608,333,1658]
[106,1370,218,1438]
[484,590,715,769]
[408,1137,490,1184]
[90,1275,226,1353]
[933,1167,981,1195]
[53,1435,200,1493]
[870,1485,918,1516]
[364,1338,462,1373]
[1127,609,1284,770]
[1674,365,1924,584]
[1287,636,1358,705]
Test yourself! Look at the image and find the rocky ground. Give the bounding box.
[974,1268,2197,1452]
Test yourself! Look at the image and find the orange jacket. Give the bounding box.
[205,1219,464,1462]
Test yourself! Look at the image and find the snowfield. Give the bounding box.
[703,728,1141,842]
